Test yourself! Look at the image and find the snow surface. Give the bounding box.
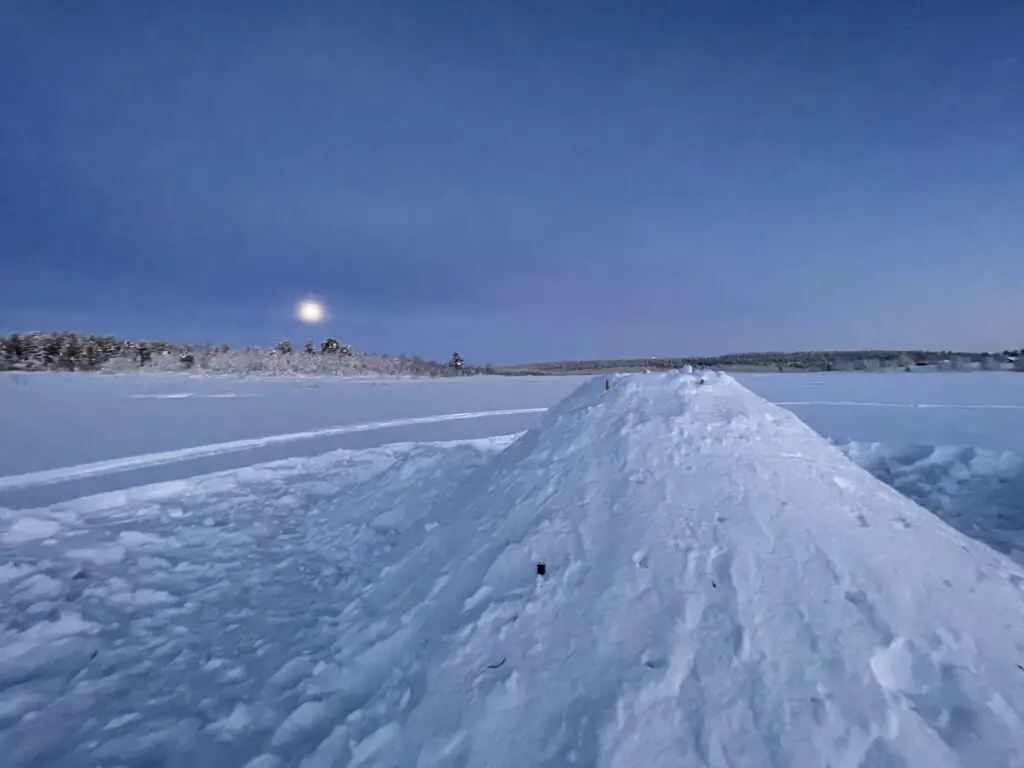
[741,371,1024,453]
[0,372,586,477]
[0,407,545,492]
[7,371,1024,482]
[2,371,1024,766]
[0,436,518,766]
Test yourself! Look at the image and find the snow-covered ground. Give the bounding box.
[742,371,1024,453]
[0,373,587,476]
[0,373,585,509]
[1,370,1024,766]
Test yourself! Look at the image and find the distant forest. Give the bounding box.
[494,349,1024,375]
[1,330,1022,376]
[0,330,464,377]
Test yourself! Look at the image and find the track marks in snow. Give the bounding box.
[127,392,263,399]
[0,407,544,491]
[705,546,749,662]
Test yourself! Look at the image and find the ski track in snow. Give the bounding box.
[2,374,1024,766]
[0,408,546,492]
[127,393,264,399]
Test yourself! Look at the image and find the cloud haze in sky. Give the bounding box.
[2,1,1023,362]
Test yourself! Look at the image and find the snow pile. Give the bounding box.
[384,372,1024,766]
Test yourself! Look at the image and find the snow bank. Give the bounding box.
[386,372,1024,767]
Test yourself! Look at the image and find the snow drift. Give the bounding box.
[382,372,1024,767]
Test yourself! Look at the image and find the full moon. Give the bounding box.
[295,299,326,325]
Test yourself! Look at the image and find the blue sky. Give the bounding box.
[2,1,1022,363]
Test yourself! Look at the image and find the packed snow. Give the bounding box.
[2,370,1024,766]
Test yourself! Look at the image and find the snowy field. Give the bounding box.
[2,370,1024,766]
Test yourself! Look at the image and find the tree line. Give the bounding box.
[3,330,1021,377]
[494,349,1024,375]
[1,330,473,377]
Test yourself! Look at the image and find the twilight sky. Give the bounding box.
[2,1,1022,363]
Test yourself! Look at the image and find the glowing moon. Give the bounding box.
[295,298,326,324]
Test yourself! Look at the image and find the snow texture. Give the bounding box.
[841,441,1024,567]
[2,371,1023,766]
[0,436,516,766]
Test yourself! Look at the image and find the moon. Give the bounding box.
[295,298,326,325]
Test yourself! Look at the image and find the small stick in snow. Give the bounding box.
[536,563,546,576]
[487,657,507,669]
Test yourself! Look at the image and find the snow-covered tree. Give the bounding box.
[95,336,120,362]
[276,340,293,355]
[58,333,82,370]
[0,328,449,378]
[1,334,22,365]
[80,339,99,369]
[40,334,61,368]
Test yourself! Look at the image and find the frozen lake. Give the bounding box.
[741,371,1024,452]
[2,370,1023,508]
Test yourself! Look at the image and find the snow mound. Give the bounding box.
[388,372,1024,767]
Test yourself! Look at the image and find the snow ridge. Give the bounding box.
[384,372,1024,766]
